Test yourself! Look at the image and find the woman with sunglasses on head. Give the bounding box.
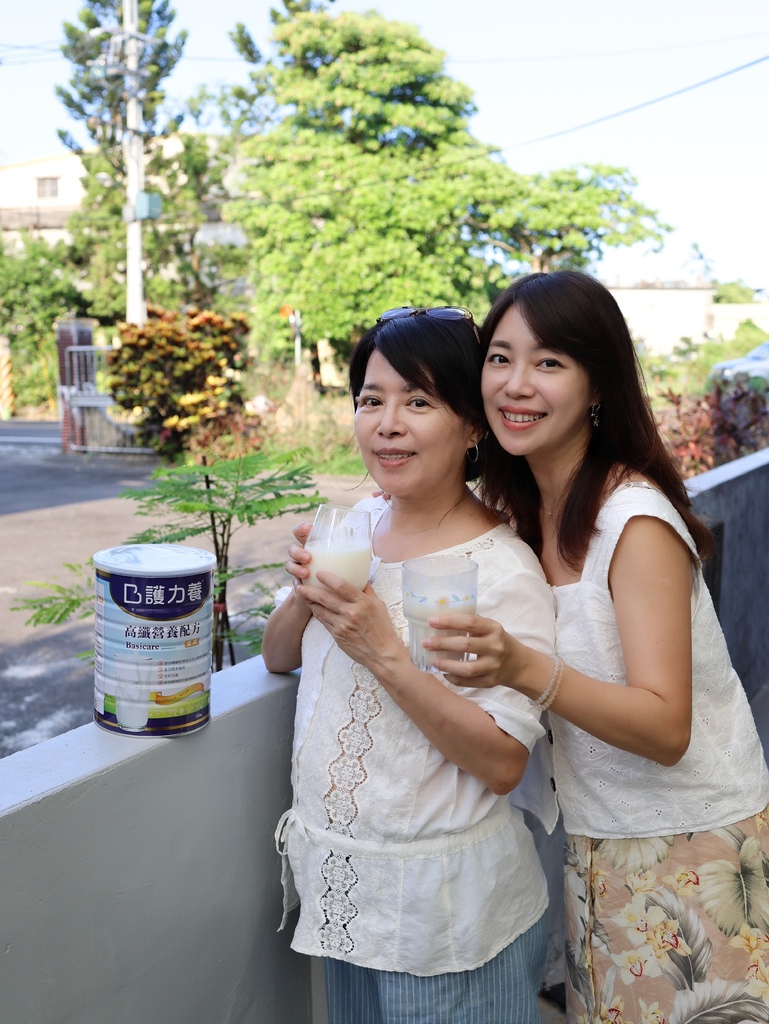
[262,305,558,1024]
[424,272,769,1024]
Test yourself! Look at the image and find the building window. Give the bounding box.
[36,177,59,199]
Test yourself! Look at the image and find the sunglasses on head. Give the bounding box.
[376,306,479,342]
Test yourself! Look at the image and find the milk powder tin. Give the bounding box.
[92,544,216,737]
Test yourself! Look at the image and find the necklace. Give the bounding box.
[541,493,562,518]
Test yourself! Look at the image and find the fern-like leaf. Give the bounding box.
[564,939,591,1010]
[698,836,769,935]
[645,888,713,988]
[11,563,94,626]
[670,978,769,1023]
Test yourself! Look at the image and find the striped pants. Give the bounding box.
[323,914,547,1024]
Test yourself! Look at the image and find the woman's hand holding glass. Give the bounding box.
[300,572,407,672]
[285,521,313,591]
[283,518,398,667]
[422,612,527,690]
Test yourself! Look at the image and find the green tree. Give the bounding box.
[58,0,183,321]
[143,118,251,313]
[685,242,714,281]
[0,236,88,409]
[224,8,505,360]
[224,7,674,360]
[713,279,757,304]
[468,164,671,273]
[58,1,246,321]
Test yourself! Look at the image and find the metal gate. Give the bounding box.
[59,345,154,454]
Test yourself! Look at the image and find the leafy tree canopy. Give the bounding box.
[469,164,671,273]
[225,9,506,357]
[224,7,672,359]
[51,0,674,356]
[266,8,476,151]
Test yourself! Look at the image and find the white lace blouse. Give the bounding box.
[550,481,769,839]
[277,498,556,975]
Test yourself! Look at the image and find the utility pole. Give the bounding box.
[123,0,145,326]
[279,305,303,367]
[89,5,162,326]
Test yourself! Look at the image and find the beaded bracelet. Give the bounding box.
[534,655,564,711]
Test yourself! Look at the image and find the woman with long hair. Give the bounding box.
[425,272,769,1023]
[263,306,557,1023]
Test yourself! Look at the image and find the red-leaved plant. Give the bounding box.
[655,378,769,478]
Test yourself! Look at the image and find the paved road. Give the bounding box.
[0,422,370,757]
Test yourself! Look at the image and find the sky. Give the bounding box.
[2,0,768,290]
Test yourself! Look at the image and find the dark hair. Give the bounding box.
[478,271,713,564]
[349,313,485,481]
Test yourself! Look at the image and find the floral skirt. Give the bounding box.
[563,806,769,1024]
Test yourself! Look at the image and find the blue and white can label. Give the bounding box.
[92,544,216,737]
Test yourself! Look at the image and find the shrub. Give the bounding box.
[106,306,251,457]
[654,379,769,478]
[709,376,769,463]
[655,391,715,478]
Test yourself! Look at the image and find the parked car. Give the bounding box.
[709,340,769,383]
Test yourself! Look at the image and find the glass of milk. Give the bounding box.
[304,504,373,590]
[114,650,154,732]
[401,556,478,672]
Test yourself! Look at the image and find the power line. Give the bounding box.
[503,52,769,150]
[0,41,61,64]
[447,30,769,64]
[0,41,60,50]
[4,28,769,67]
[3,33,766,214]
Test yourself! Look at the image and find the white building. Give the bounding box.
[607,283,769,355]
[0,151,85,246]
[0,142,246,251]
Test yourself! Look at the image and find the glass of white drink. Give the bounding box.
[305,504,373,590]
[114,651,154,732]
[401,556,478,672]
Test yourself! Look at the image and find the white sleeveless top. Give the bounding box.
[551,481,769,839]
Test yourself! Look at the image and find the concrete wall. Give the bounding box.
[711,302,769,340]
[0,660,314,1024]
[608,285,716,355]
[688,446,769,701]
[0,153,85,208]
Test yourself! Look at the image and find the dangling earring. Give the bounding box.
[590,402,601,428]
[467,441,480,463]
